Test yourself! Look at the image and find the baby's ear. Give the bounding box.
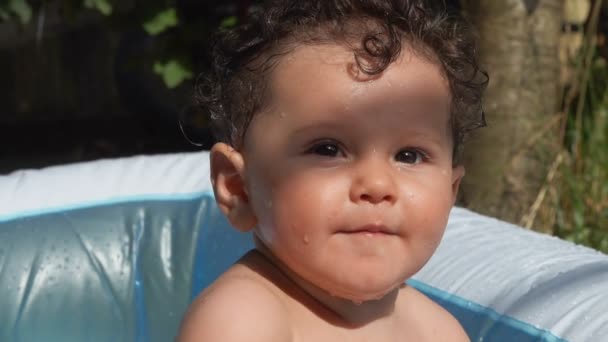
[450,165,465,205]
[210,143,257,232]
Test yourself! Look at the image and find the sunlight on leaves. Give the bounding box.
[84,0,113,16]
[9,0,32,24]
[153,59,193,89]
[220,16,237,28]
[143,8,178,36]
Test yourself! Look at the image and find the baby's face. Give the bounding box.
[240,43,463,301]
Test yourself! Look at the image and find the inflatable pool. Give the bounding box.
[1,151,607,341]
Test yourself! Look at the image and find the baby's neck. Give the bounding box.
[292,269,401,327]
[252,243,400,327]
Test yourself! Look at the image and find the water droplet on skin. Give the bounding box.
[406,191,414,199]
[352,300,363,305]
[303,235,310,244]
[278,111,286,118]
[265,200,273,209]
[441,169,447,176]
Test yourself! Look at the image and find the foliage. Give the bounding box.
[1,0,32,24]
[555,53,608,254]
[153,58,193,89]
[552,0,608,254]
[83,0,112,16]
[0,0,247,88]
[143,7,178,35]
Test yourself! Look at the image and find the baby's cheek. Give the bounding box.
[406,187,451,229]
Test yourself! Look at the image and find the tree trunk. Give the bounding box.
[459,0,563,229]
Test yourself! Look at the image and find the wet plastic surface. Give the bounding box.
[0,198,210,342]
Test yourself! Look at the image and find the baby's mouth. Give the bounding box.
[338,224,396,236]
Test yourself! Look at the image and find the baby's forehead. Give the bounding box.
[267,43,450,112]
[248,43,452,143]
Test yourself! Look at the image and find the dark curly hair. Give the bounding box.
[195,0,488,164]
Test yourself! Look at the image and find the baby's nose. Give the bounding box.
[349,160,397,205]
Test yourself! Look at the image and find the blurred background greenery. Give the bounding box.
[0,0,606,253]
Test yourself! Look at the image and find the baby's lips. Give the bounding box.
[338,223,398,235]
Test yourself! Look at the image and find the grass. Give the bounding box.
[554,55,608,253]
[551,2,608,253]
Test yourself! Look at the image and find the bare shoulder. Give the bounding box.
[177,262,292,342]
[399,285,470,342]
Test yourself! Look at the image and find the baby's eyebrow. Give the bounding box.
[402,132,446,149]
[289,122,346,137]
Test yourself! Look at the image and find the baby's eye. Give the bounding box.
[395,149,425,164]
[307,142,342,157]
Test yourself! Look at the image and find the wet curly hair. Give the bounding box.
[195,0,488,164]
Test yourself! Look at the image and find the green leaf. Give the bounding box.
[573,209,585,228]
[220,16,237,29]
[153,59,193,89]
[84,0,112,16]
[143,8,178,36]
[9,0,32,24]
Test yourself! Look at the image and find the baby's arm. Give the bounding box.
[427,305,470,342]
[177,277,292,342]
